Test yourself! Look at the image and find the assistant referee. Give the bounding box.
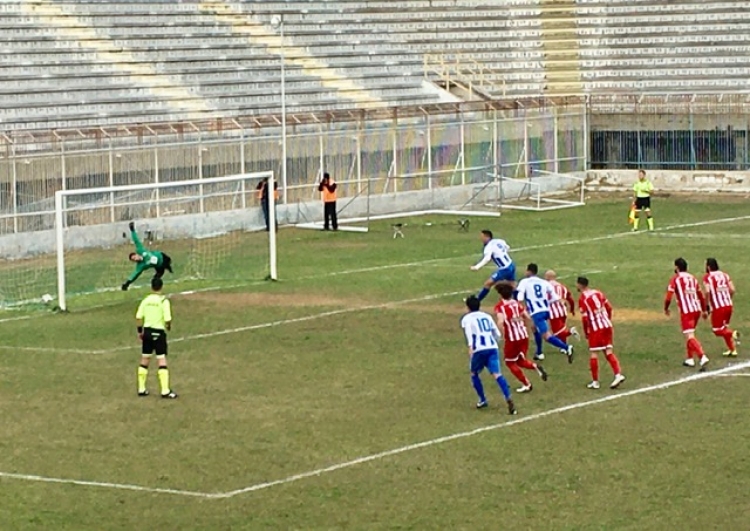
[632,169,655,232]
[136,277,177,399]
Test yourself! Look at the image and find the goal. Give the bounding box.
[50,172,277,311]
[495,170,586,211]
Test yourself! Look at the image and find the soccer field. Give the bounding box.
[1,196,750,530]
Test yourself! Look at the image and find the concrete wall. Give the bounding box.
[0,183,487,260]
[585,170,750,193]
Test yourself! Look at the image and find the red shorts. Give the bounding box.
[710,306,733,332]
[680,311,701,334]
[587,327,613,351]
[549,316,567,336]
[503,338,529,361]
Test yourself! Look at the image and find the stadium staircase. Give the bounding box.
[1,0,750,131]
[539,0,583,95]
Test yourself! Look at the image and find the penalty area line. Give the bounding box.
[1,360,748,499]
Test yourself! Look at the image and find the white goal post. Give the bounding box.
[495,170,585,211]
[54,171,276,311]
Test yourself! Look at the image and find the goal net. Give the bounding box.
[294,165,502,233]
[0,172,276,311]
[494,170,585,211]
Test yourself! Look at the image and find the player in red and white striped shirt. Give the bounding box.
[544,270,580,343]
[665,257,709,370]
[576,277,625,390]
[703,258,739,357]
[494,283,548,393]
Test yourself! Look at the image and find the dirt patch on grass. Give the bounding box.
[179,291,352,309]
[615,308,665,324]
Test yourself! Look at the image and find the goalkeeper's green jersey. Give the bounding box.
[128,230,165,282]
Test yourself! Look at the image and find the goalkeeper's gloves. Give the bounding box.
[121,281,131,291]
[128,221,135,232]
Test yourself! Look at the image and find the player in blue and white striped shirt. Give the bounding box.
[470,230,516,301]
[516,263,574,362]
[460,295,517,415]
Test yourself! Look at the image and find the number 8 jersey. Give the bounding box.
[516,276,557,316]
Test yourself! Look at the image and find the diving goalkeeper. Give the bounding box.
[121,222,173,291]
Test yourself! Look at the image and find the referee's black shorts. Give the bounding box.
[635,197,651,210]
[142,328,168,356]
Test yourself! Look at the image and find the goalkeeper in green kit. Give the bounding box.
[121,222,173,291]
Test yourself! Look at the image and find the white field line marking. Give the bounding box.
[0,270,603,355]
[2,360,749,499]
[2,213,750,325]
[711,373,750,377]
[651,232,750,240]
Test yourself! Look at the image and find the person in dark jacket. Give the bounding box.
[256,177,279,231]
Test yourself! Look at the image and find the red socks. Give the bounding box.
[589,357,599,381]
[687,337,705,358]
[505,362,530,386]
[716,329,736,350]
[557,329,571,342]
[606,353,621,375]
[517,357,537,371]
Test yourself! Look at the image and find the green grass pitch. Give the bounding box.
[1,196,750,530]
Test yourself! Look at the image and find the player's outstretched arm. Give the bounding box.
[470,252,492,271]
[122,263,147,290]
[129,222,147,254]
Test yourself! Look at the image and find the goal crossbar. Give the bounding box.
[497,170,585,212]
[54,171,274,311]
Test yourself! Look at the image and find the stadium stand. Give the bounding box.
[1,0,749,130]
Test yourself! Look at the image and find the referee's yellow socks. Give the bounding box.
[137,365,149,394]
[633,217,640,230]
[157,368,170,395]
[647,217,654,231]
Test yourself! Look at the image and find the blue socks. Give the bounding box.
[477,287,490,301]
[533,330,543,355]
[547,335,568,351]
[471,374,486,403]
[495,375,512,401]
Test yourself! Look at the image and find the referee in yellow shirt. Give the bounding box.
[632,169,655,232]
[136,277,177,399]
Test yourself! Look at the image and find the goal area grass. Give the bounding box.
[1,196,749,530]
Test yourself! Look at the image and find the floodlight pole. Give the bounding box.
[273,14,288,205]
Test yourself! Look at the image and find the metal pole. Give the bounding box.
[493,109,500,209]
[54,191,67,311]
[280,15,288,205]
[426,115,432,190]
[582,100,589,171]
[60,142,67,228]
[523,112,530,179]
[61,141,66,191]
[460,113,466,185]
[198,140,205,214]
[689,107,697,170]
[11,144,18,233]
[108,139,115,223]
[240,134,247,209]
[318,124,325,191]
[553,108,560,174]
[355,135,362,194]
[392,121,398,193]
[154,147,161,218]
